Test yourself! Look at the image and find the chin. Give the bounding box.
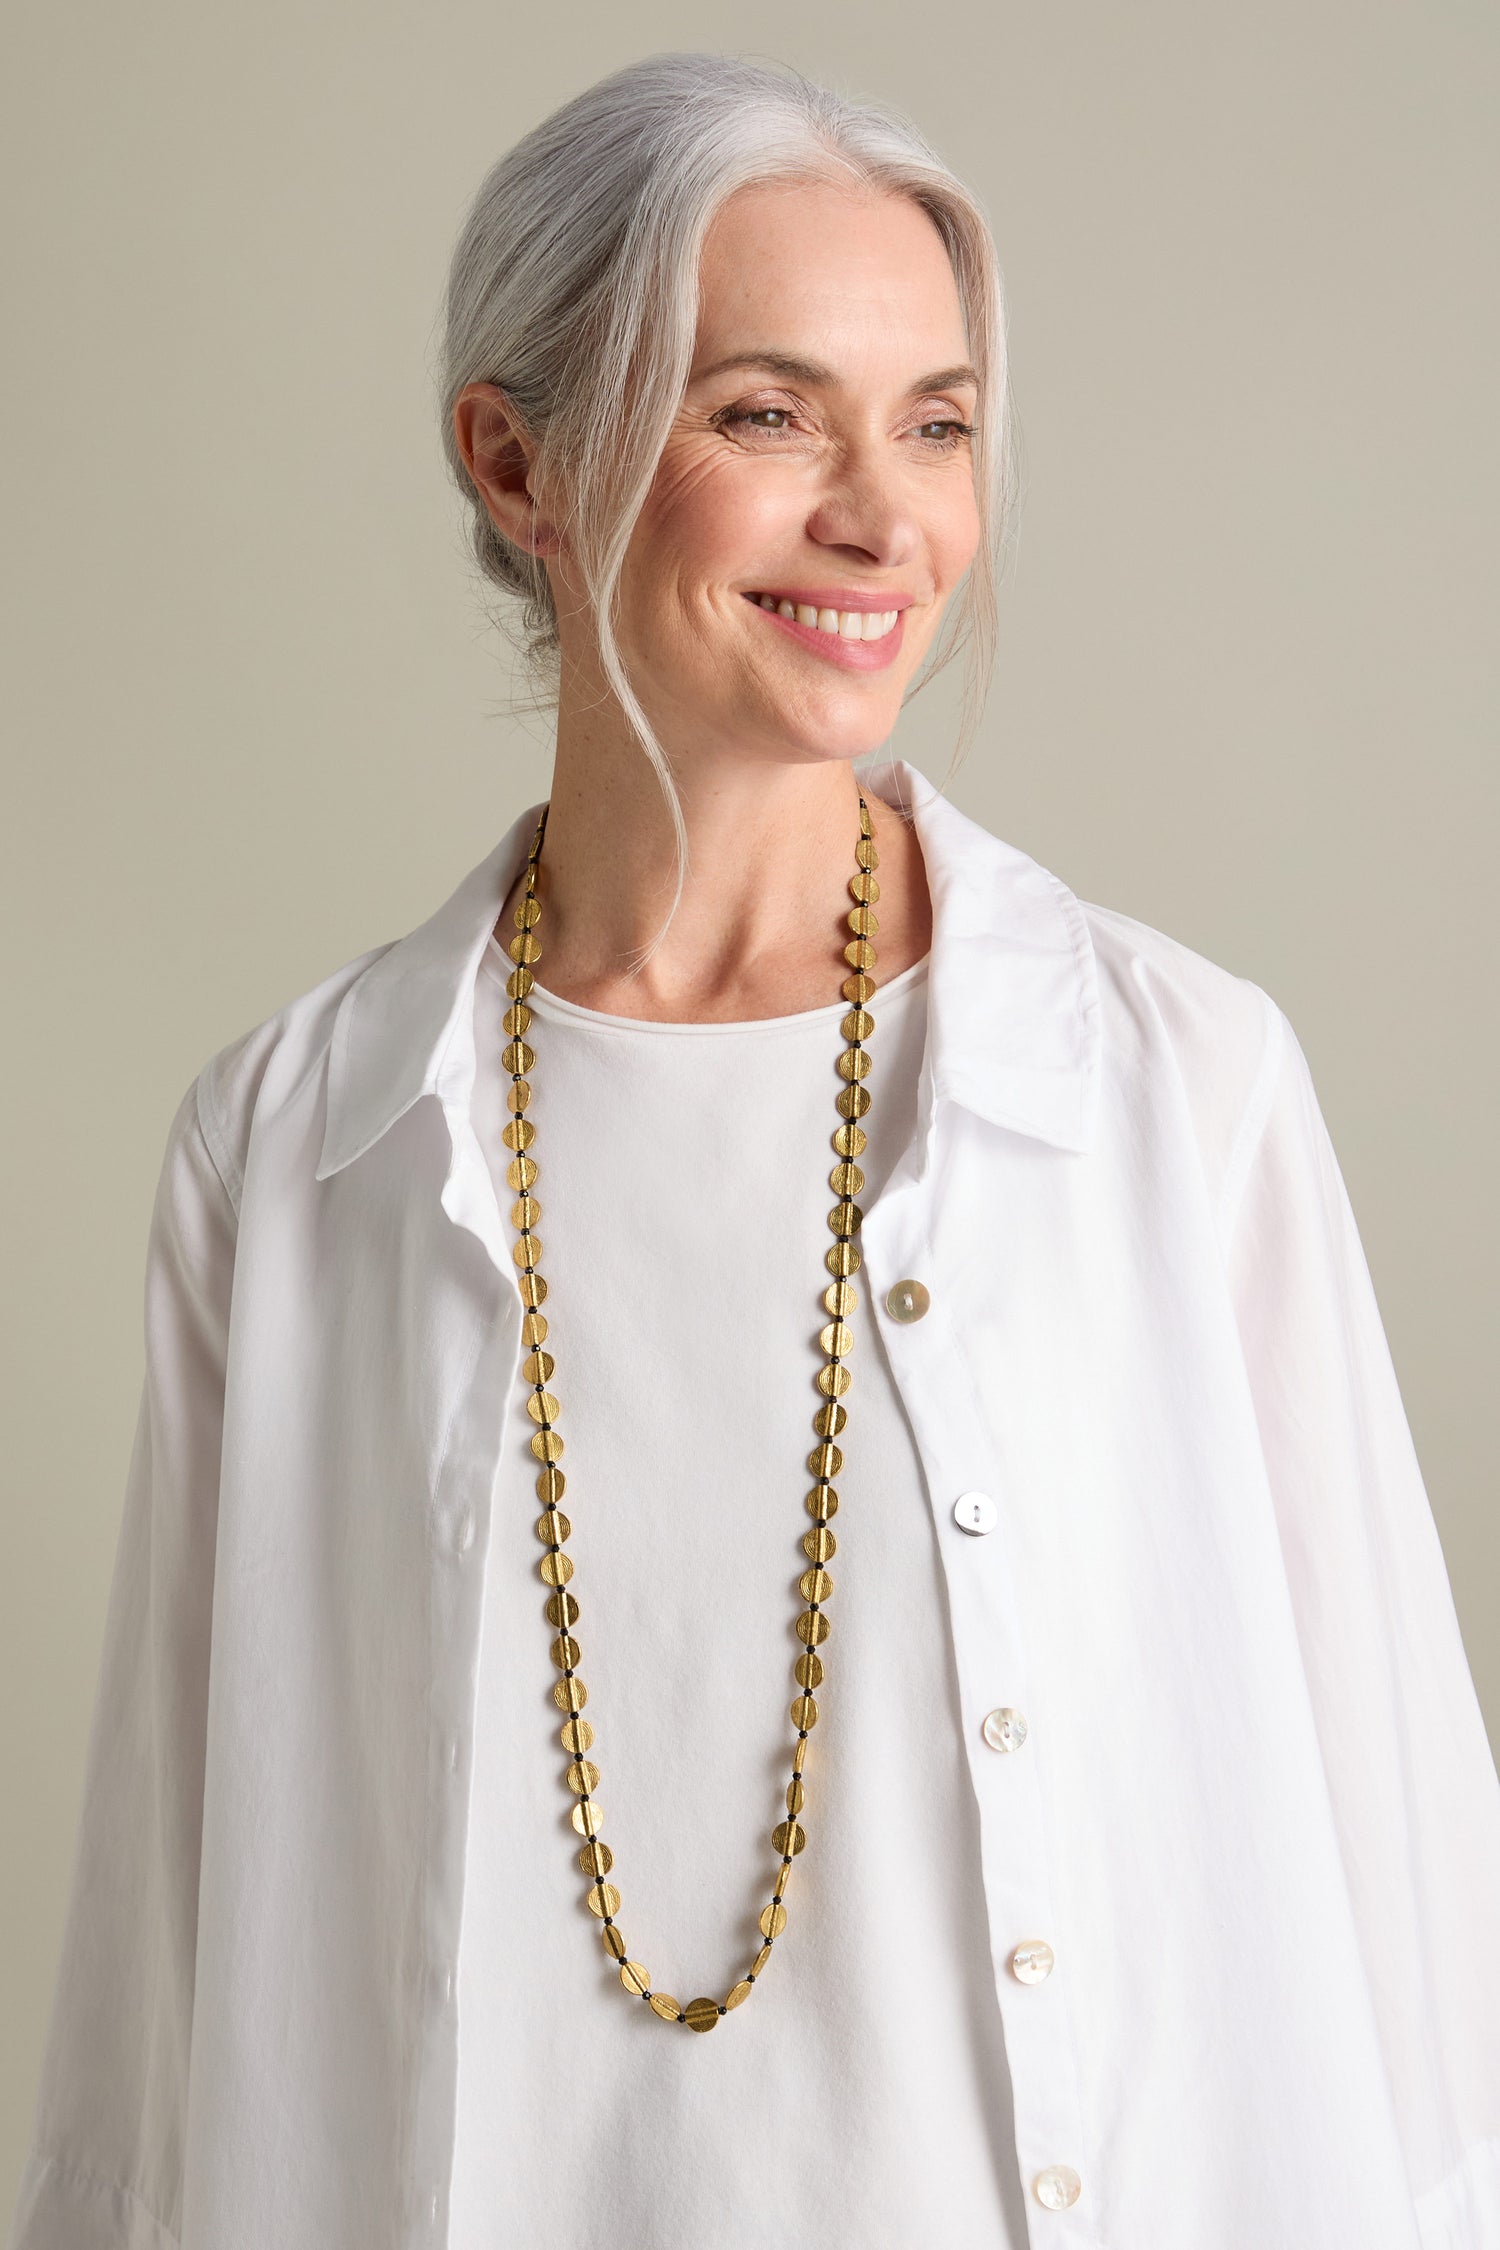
[760,685,905,764]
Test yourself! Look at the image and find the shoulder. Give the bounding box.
[1074,893,1289,1229]
[1078,895,1279,1069]
[179,938,398,1218]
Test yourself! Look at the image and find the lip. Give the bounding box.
[740,589,911,673]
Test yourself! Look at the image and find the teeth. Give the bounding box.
[756,596,900,640]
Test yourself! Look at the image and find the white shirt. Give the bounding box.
[9,755,1500,2250]
[456,936,1034,2246]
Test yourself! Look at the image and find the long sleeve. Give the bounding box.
[1226,999,1500,2247]
[8,1073,237,2250]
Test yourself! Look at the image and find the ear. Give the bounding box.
[451,382,564,557]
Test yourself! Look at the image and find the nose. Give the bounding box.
[802,440,922,571]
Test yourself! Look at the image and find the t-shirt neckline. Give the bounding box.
[479,933,930,1038]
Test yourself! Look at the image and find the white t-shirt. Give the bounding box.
[452,931,1029,2247]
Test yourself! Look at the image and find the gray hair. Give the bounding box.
[437,52,1013,964]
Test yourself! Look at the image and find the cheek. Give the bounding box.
[932,476,983,586]
[634,444,795,582]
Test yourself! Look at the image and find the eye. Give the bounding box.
[712,404,799,439]
[912,419,975,449]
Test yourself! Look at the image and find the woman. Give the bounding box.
[11,51,1500,2250]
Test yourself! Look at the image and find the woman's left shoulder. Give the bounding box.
[1074,892,1285,1166]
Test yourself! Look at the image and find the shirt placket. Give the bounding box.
[861,1144,1098,2245]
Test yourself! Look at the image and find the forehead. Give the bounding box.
[693,178,969,371]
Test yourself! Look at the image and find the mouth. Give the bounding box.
[741,590,909,672]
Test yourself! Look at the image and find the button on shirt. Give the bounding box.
[456,939,1031,2246]
[9,755,1500,2250]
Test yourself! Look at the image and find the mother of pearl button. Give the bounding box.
[1010,1938,1055,1983]
[982,1707,1028,1753]
[952,1490,997,1536]
[1034,2165,1082,2210]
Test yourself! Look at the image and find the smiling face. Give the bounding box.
[596,176,983,772]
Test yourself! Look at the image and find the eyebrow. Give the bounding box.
[692,349,980,396]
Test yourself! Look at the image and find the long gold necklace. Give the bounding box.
[499,789,881,2030]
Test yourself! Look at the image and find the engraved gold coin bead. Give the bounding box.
[500,790,882,2028]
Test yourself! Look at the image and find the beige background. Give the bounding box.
[3,0,1496,2199]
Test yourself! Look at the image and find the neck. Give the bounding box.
[496,732,933,1026]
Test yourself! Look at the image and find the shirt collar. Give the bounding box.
[315,754,1101,1182]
